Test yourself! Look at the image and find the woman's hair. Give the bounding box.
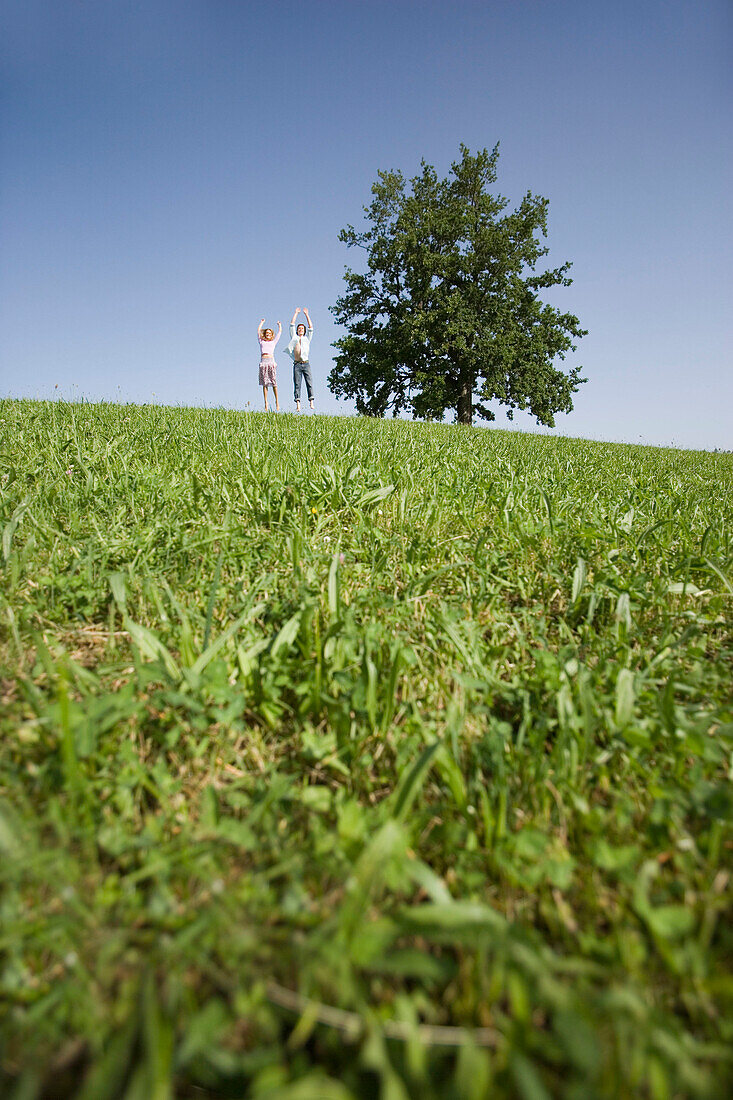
[296,324,306,335]
[263,328,274,339]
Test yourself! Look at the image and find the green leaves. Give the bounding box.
[2,398,733,1099]
[388,742,439,824]
[398,899,506,938]
[337,820,408,948]
[108,570,128,611]
[571,556,586,603]
[633,859,698,944]
[124,618,182,681]
[356,483,395,509]
[331,145,586,426]
[644,904,696,941]
[2,500,30,562]
[615,668,636,727]
[271,609,303,659]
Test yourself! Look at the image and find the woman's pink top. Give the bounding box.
[259,332,280,358]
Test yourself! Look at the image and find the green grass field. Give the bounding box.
[1,398,732,1099]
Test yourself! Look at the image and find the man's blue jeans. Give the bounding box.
[293,362,314,402]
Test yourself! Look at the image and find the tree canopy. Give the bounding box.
[329,145,587,426]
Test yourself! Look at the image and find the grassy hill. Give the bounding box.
[1,398,732,1099]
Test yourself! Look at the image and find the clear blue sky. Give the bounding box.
[2,0,731,449]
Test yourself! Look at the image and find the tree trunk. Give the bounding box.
[457,377,472,426]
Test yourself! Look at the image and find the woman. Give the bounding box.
[257,318,282,411]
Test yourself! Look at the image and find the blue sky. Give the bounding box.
[2,0,731,449]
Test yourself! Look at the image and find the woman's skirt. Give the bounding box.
[259,357,277,387]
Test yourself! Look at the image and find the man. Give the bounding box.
[284,307,314,412]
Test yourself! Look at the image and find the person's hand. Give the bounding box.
[259,317,265,324]
[294,307,301,313]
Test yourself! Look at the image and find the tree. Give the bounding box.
[329,145,587,427]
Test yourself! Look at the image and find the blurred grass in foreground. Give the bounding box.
[1,398,732,1099]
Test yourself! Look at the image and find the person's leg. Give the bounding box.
[262,385,269,411]
[293,364,301,410]
[303,364,314,409]
[273,383,280,411]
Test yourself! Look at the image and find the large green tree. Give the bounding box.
[329,145,587,426]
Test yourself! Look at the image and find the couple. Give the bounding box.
[257,308,315,413]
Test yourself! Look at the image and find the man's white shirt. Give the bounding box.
[285,323,313,362]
